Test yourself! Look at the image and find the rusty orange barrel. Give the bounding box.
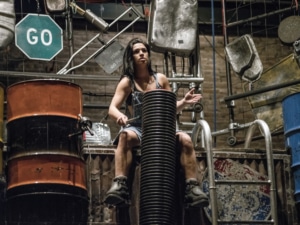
[6,79,82,122]
[7,154,87,190]
[5,79,88,224]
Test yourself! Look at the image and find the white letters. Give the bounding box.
[27,28,52,46]
[41,29,52,46]
[27,28,38,45]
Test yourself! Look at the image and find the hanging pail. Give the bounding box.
[282,92,300,203]
[83,122,111,145]
[5,79,88,224]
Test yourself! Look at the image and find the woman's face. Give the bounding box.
[132,43,149,66]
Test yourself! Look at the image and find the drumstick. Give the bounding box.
[126,116,141,124]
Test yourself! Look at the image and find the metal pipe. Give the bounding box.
[191,119,217,225]
[190,34,201,122]
[171,54,178,93]
[56,32,101,74]
[221,76,300,104]
[71,4,109,31]
[0,70,121,80]
[221,0,236,141]
[244,119,278,225]
[211,121,253,136]
[163,53,169,77]
[234,129,283,145]
[227,5,298,28]
[0,70,204,83]
[65,0,74,72]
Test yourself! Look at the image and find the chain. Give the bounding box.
[35,0,41,13]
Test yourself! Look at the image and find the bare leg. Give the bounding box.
[114,131,139,176]
[177,132,209,208]
[177,132,198,179]
[104,130,140,206]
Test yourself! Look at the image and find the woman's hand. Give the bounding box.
[116,114,128,126]
[184,88,202,104]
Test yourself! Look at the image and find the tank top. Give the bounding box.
[126,73,162,125]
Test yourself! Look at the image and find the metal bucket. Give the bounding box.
[282,92,300,203]
[83,122,111,145]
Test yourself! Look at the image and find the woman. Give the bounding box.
[104,37,208,209]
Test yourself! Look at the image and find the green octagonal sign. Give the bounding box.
[15,14,63,61]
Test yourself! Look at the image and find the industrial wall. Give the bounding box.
[0,30,293,149]
[0,27,299,225]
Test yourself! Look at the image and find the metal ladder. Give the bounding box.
[192,119,278,225]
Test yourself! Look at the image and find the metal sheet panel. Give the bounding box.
[147,0,198,57]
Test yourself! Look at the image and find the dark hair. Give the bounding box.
[122,38,154,80]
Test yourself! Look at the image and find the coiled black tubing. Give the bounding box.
[140,89,177,225]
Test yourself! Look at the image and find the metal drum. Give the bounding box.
[282,93,300,203]
[5,79,88,224]
[6,79,82,122]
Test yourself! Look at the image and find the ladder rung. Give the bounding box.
[217,219,274,224]
[215,180,270,185]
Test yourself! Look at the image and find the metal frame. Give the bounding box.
[192,119,278,225]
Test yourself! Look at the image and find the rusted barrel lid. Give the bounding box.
[278,16,300,45]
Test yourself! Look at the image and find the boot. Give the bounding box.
[184,178,209,208]
[104,176,130,206]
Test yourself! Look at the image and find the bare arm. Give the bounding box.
[157,73,202,113]
[176,88,202,113]
[108,77,132,126]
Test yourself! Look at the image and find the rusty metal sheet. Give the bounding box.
[246,54,300,132]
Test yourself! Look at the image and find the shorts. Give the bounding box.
[112,124,142,145]
[113,122,181,145]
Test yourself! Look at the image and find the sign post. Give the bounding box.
[15,14,63,61]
